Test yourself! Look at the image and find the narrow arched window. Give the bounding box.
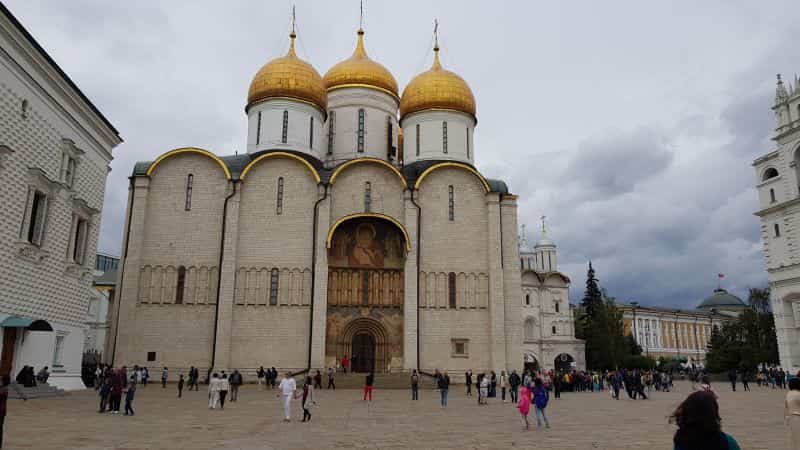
[364,181,372,212]
[309,117,314,149]
[184,174,193,211]
[524,318,535,341]
[442,121,448,153]
[362,272,370,305]
[276,177,284,215]
[762,167,779,181]
[525,294,530,306]
[552,325,557,335]
[357,108,365,152]
[386,115,393,159]
[770,188,776,203]
[448,272,457,309]
[281,110,289,143]
[269,268,279,305]
[176,266,186,304]
[256,111,262,145]
[416,123,420,156]
[448,185,454,221]
[327,111,335,155]
[775,223,781,237]
[554,302,560,313]
[466,127,470,159]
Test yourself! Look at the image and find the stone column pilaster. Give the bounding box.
[212,182,240,372]
[486,193,506,372]
[310,186,330,369]
[403,190,419,370]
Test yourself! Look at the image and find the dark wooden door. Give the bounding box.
[351,334,375,373]
[0,328,17,378]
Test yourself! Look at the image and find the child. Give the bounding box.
[178,374,184,398]
[124,382,136,416]
[518,384,531,430]
[533,378,550,429]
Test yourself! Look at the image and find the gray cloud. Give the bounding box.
[6,0,799,309]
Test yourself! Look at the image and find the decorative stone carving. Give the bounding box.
[15,240,48,264]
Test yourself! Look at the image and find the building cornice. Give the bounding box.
[753,149,780,166]
[754,197,800,217]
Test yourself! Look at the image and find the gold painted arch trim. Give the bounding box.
[326,84,400,102]
[329,158,407,188]
[146,147,232,180]
[413,162,490,193]
[326,213,411,252]
[240,151,321,183]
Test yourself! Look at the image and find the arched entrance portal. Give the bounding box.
[325,216,407,372]
[554,353,574,372]
[351,334,375,373]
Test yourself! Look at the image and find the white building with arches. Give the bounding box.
[108,25,584,378]
[754,74,800,372]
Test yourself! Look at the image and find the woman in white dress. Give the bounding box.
[208,373,220,409]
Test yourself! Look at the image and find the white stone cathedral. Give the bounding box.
[108,24,584,377]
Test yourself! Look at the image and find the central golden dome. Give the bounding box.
[323,29,399,98]
[247,32,327,112]
[400,46,476,121]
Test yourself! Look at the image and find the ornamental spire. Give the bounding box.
[776,74,789,104]
[432,19,442,70]
[288,5,297,57]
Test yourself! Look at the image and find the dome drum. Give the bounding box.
[401,110,474,165]
[246,99,326,156]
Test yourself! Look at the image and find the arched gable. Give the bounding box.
[326,213,411,252]
[329,157,407,188]
[240,151,321,183]
[414,162,490,192]
[147,147,231,179]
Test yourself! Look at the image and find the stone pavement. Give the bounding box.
[4,381,787,449]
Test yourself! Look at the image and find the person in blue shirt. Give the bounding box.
[670,390,740,450]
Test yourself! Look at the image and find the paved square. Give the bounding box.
[5,381,786,449]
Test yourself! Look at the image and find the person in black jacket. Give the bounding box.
[364,372,374,401]
[509,370,521,403]
[465,370,473,397]
[229,370,242,402]
[437,371,450,407]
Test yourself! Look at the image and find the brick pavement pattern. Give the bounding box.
[5,382,786,449]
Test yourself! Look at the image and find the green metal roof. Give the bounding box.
[696,289,748,311]
[0,316,33,328]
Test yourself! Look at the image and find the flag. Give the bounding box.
[718,273,725,279]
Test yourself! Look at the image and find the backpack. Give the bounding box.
[534,387,548,409]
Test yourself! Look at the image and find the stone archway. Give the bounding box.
[334,317,390,373]
[554,353,574,372]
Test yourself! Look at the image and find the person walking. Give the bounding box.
[438,371,450,407]
[500,370,508,403]
[364,372,374,401]
[728,368,737,392]
[509,370,521,404]
[670,390,741,449]
[411,370,420,400]
[124,382,136,416]
[465,370,473,397]
[278,372,296,422]
[301,376,315,422]
[187,366,195,391]
[208,373,221,409]
[327,367,336,390]
[741,371,750,392]
[161,367,168,388]
[554,372,563,399]
[229,370,242,402]
[314,370,322,390]
[110,367,125,414]
[533,378,550,429]
[257,366,265,390]
[489,371,497,398]
[479,373,489,405]
[341,356,349,374]
[786,378,800,449]
[219,374,230,410]
[98,377,111,412]
[178,374,185,398]
[518,383,531,430]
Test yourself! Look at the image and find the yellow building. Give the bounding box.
[619,289,747,365]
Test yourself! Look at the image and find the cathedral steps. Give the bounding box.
[328,372,435,390]
[8,382,65,399]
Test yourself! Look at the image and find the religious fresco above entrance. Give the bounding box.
[329,218,405,270]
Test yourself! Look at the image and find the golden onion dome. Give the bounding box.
[323,29,399,98]
[247,32,327,112]
[400,45,476,121]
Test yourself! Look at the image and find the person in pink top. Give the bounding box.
[518,384,532,430]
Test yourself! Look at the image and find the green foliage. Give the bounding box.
[623,355,657,370]
[704,287,780,373]
[624,334,642,356]
[576,263,630,370]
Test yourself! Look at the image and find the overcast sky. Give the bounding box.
[6,0,798,308]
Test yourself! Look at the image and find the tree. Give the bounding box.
[576,263,629,370]
[581,262,603,320]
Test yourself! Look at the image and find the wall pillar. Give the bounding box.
[403,190,419,370]
[486,193,506,371]
[212,183,240,372]
[310,186,330,369]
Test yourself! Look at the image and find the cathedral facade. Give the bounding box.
[107,27,584,376]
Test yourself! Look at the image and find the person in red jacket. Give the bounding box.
[342,356,349,374]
